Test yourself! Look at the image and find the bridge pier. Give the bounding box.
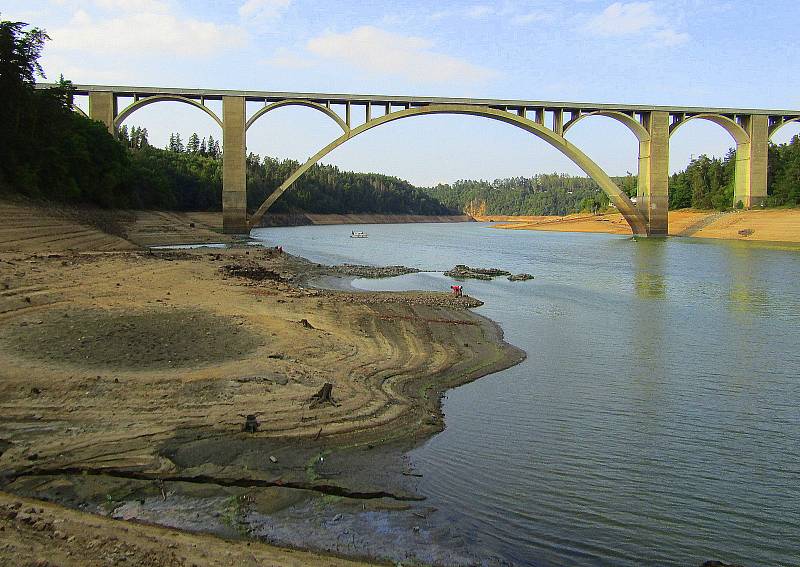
[222,96,249,234]
[88,91,116,134]
[638,111,670,237]
[735,115,769,208]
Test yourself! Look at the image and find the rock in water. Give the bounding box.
[444,264,511,280]
[508,273,535,281]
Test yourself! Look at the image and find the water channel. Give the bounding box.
[252,222,800,567]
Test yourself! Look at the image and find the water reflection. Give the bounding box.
[633,239,667,300]
[724,244,771,314]
[630,239,667,398]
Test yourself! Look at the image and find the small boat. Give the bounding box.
[350,231,368,238]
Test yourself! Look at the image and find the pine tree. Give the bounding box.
[199,138,206,156]
[118,124,129,146]
[207,135,217,158]
[187,132,200,153]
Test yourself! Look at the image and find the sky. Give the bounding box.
[4,0,800,186]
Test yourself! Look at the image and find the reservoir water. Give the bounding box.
[252,223,800,567]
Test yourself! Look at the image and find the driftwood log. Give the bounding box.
[309,383,337,408]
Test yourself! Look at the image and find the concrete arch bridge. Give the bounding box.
[55,85,800,236]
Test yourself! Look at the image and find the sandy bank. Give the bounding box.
[0,200,474,250]
[483,208,800,243]
[0,238,523,564]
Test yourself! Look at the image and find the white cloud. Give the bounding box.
[92,0,171,13]
[466,5,493,19]
[585,2,689,46]
[238,0,291,23]
[263,47,316,69]
[306,26,497,84]
[586,2,659,35]
[49,9,247,56]
[652,28,689,46]
[511,11,552,25]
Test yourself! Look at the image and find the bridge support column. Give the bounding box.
[735,115,768,208]
[638,111,670,236]
[222,96,248,234]
[88,91,116,134]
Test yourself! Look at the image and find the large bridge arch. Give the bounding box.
[248,105,648,235]
[114,95,223,131]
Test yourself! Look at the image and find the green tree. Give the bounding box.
[187,133,200,154]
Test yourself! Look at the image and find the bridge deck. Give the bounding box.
[36,83,800,118]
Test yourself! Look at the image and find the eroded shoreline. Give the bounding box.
[0,244,525,565]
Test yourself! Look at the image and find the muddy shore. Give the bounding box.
[0,242,524,565]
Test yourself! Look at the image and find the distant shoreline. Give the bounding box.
[479,208,800,244]
[256,212,474,227]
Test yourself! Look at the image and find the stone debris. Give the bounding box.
[444,265,511,280]
[329,264,420,278]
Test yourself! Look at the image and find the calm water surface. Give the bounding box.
[252,223,800,567]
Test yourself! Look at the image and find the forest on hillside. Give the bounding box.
[423,139,800,217]
[0,18,453,216]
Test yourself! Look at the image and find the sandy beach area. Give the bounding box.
[482,208,800,243]
[0,200,523,566]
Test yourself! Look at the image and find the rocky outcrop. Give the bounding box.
[508,273,535,281]
[444,265,511,280]
[329,264,420,278]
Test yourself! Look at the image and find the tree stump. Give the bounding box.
[309,383,337,408]
[241,414,260,433]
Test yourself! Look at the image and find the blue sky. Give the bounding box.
[4,0,800,185]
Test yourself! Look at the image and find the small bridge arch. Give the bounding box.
[246,99,349,133]
[114,95,223,132]
[71,104,89,119]
[769,116,800,140]
[562,110,650,142]
[669,113,749,145]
